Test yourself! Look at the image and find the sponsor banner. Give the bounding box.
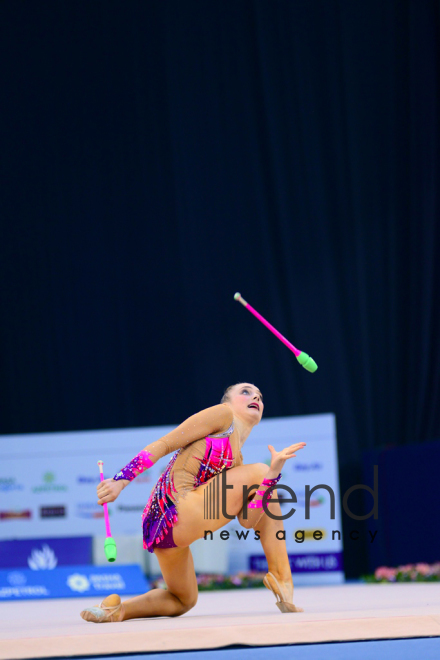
[40,506,66,519]
[0,537,92,569]
[0,424,171,539]
[76,502,108,519]
[0,478,24,493]
[250,552,344,573]
[0,414,343,580]
[32,472,68,493]
[117,505,145,513]
[0,510,31,520]
[0,564,149,600]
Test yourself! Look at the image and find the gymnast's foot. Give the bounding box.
[80,593,124,622]
[263,572,304,613]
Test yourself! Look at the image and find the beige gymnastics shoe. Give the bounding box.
[80,593,122,622]
[263,572,304,613]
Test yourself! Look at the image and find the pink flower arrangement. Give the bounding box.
[366,561,440,583]
[152,571,267,591]
[374,566,397,581]
[415,563,431,576]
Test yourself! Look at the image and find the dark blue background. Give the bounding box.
[1,1,439,577]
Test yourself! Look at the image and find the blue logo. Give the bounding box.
[76,503,107,519]
[77,476,100,485]
[293,463,323,471]
[0,478,24,492]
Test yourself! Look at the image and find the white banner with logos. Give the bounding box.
[0,414,343,582]
[0,425,172,538]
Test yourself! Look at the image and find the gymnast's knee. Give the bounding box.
[242,463,269,500]
[252,462,270,482]
[172,591,198,616]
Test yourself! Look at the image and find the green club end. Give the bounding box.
[296,351,318,373]
[104,537,117,562]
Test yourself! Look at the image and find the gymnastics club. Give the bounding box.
[234,293,318,373]
[97,461,117,562]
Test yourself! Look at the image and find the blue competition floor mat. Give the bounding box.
[68,636,440,660]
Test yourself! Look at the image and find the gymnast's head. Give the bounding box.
[221,383,264,424]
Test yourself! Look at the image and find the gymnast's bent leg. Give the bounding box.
[234,463,301,610]
[80,546,198,622]
[118,546,198,620]
[177,461,301,611]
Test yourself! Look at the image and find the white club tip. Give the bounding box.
[234,292,248,307]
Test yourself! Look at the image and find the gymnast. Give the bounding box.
[80,383,306,622]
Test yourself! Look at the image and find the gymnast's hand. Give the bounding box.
[267,442,306,475]
[97,478,128,505]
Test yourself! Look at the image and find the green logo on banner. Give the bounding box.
[32,473,67,493]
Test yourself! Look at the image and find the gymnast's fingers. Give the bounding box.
[97,477,112,494]
[97,490,108,503]
[277,443,305,456]
[287,443,306,453]
[98,493,115,505]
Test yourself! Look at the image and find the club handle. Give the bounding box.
[97,460,112,538]
[234,292,301,356]
[234,292,248,307]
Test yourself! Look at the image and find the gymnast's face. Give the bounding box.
[227,383,264,424]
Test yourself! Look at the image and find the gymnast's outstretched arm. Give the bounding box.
[97,404,233,505]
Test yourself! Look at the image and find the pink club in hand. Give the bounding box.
[97,460,117,562]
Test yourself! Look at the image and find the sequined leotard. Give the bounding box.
[140,405,242,552]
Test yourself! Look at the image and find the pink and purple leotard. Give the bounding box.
[142,422,239,552]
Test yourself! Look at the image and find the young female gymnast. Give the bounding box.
[80,383,306,622]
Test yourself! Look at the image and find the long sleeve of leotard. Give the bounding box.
[113,404,233,482]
